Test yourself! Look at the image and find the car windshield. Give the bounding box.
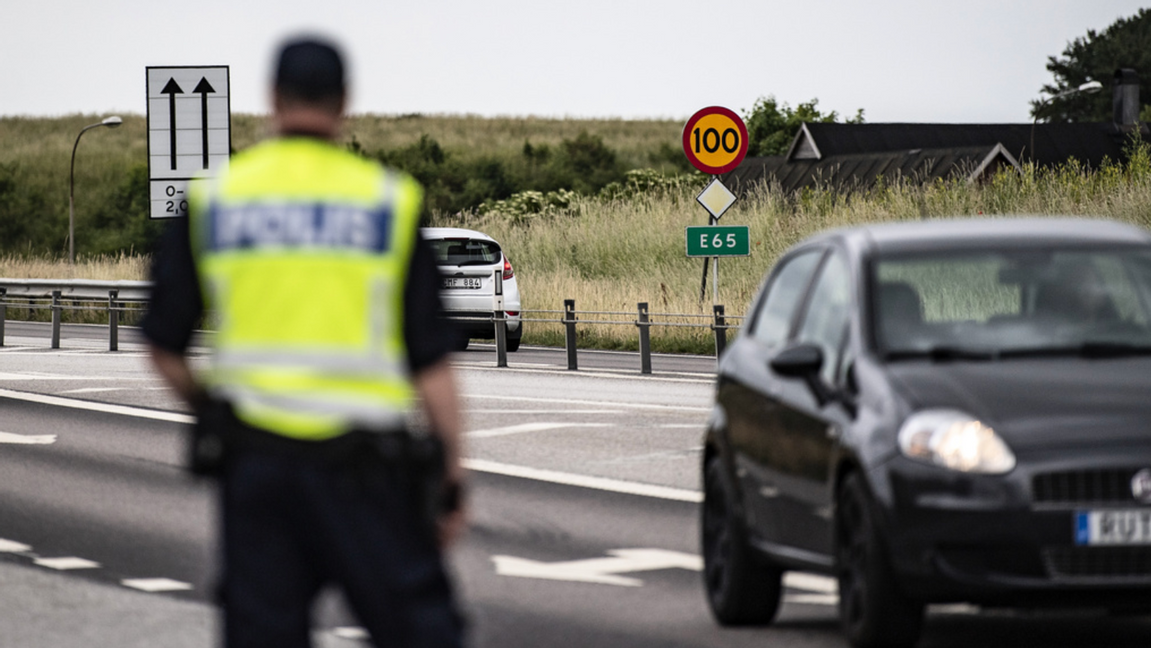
[427,238,502,266]
[873,246,1151,359]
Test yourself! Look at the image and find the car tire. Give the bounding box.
[836,472,924,648]
[454,335,469,352]
[507,329,522,352]
[701,456,783,626]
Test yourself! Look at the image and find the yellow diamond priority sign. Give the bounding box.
[696,178,737,220]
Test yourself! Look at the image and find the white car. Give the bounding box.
[421,227,523,351]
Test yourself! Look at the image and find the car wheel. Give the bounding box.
[836,473,924,648]
[507,336,521,352]
[454,335,469,352]
[701,456,782,626]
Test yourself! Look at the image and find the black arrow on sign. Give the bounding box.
[193,77,215,170]
[160,78,184,170]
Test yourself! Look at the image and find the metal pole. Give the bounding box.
[493,269,507,367]
[563,299,578,371]
[51,290,62,349]
[108,289,119,352]
[637,302,651,375]
[713,304,727,360]
[713,256,719,305]
[0,287,6,347]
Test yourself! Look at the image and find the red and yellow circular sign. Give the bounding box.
[682,106,749,174]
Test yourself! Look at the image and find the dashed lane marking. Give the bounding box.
[121,578,194,592]
[34,557,100,570]
[467,422,611,439]
[466,409,623,415]
[464,458,701,502]
[0,539,32,553]
[0,388,193,424]
[463,393,709,413]
[0,431,57,444]
[0,388,703,501]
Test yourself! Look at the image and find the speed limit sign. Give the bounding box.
[682,106,748,174]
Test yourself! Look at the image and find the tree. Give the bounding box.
[743,96,864,157]
[1034,9,1151,122]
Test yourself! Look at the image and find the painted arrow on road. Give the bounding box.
[160,78,183,170]
[492,548,703,586]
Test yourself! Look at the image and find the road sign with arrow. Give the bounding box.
[146,66,230,219]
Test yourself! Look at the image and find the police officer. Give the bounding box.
[143,36,467,648]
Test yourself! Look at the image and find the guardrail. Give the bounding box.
[0,277,743,373]
[0,279,151,351]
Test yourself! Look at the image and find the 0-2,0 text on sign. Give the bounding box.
[682,107,748,175]
[146,66,231,219]
[685,225,750,257]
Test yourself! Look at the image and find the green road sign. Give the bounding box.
[685,225,750,257]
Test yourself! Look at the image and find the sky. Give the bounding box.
[2,0,1148,124]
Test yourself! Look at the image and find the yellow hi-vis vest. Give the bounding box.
[189,137,424,440]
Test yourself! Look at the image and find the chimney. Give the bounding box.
[1113,68,1140,129]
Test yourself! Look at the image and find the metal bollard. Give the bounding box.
[563,299,578,370]
[637,302,651,375]
[51,290,62,349]
[493,269,507,367]
[0,287,6,347]
[108,289,119,352]
[713,304,727,360]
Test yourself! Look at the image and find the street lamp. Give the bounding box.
[1030,80,1104,164]
[69,115,122,264]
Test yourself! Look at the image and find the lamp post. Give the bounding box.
[1030,80,1103,164]
[69,115,122,264]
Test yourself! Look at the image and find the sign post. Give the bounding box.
[146,66,231,219]
[682,106,748,304]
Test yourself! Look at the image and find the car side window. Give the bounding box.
[748,250,823,348]
[796,251,851,385]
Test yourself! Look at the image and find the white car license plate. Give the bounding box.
[442,277,482,290]
[1075,509,1151,545]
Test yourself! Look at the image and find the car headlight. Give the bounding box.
[897,410,1016,474]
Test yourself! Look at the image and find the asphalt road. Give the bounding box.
[3,327,1151,647]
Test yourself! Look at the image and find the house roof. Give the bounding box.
[723,144,1021,194]
[787,122,1133,169]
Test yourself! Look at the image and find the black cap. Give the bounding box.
[274,37,345,101]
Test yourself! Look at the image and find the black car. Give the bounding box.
[701,217,1151,648]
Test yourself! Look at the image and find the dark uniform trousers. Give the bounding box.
[218,427,464,648]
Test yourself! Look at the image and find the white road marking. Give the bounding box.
[464,458,701,502]
[35,557,100,570]
[332,627,371,640]
[0,538,32,553]
[463,393,709,412]
[492,548,703,587]
[785,593,838,606]
[784,572,838,594]
[0,388,702,501]
[467,422,611,439]
[466,409,623,415]
[462,364,713,384]
[121,578,194,592]
[0,431,57,444]
[0,388,193,424]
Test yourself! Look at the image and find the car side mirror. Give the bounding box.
[769,343,824,377]
[769,343,847,412]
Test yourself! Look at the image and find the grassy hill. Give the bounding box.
[3,114,1151,353]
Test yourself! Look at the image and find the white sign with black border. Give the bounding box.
[146,66,230,219]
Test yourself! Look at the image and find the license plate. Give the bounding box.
[1075,509,1151,545]
[442,277,482,290]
